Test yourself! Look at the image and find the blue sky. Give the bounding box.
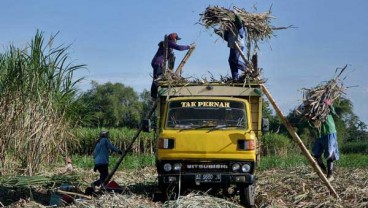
[1,0,367,124]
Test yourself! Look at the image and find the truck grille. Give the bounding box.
[183,162,230,173]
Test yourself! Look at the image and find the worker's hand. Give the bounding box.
[324,99,332,106]
[93,166,97,172]
[189,43,196,49]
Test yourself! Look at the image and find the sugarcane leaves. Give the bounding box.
[295,66,349,130]
[199,5,292,45]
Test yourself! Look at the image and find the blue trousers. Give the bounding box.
[228,47,246,80]
[312,133,339,161]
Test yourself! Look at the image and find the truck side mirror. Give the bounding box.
[261,118,269,132]
[142,119,151,132]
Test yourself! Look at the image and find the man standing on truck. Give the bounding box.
[215,10,248,81]
[150,33,194,99]
[312,99,340,181]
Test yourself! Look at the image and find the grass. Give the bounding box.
[68,153,367,172]
[70,153,156,170]
[258,153,368,170]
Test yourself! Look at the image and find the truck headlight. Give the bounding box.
[163,163,172,172]
[159,138,175,149]
[173,163,181,171]
[241,164,251,173]
[232,163,240,172]
[237,140,255,150]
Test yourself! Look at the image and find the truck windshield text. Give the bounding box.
[166,100,248,130]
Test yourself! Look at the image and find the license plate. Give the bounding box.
[195,174,221,183]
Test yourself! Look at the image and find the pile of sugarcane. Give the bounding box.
[199,6,288,48]
[295,65,347,130]
[199,6,289,81]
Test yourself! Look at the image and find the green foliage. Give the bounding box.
[258,154,308,170]
[259,153,368,170]
[335,154,368,168]
[0,31,85,175]
[261,133,293,156]
[77,81,145,128]
[69,127,155,155]
[340,142,368,154]
[70,154,155,170]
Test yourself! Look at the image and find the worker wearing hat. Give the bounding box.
[91,131,123,190]
[150,33,195,99]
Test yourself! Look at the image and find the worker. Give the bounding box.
[150,33,194,99]
[65,156,73,172]
[91,131,123,190]
[215,11,248,81]
[312,99,339,181]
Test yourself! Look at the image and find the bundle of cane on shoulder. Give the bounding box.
[295,66,347,130]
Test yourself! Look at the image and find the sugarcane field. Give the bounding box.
[1,1,368,208]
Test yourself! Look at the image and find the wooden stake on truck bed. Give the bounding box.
[175,46,195,77]
[234,42,254,73]
[104,101,158,184]
[261,85,340,200]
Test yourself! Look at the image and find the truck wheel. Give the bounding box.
[239,183,255,208]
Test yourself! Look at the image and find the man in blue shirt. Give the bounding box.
[91,131,123,190]
[150,33,194,99]
[216,11,248,81]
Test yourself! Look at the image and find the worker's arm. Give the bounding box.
[105,138,121,153]
[168,41,190,51]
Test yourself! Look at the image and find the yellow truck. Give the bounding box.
[152,81,268,207]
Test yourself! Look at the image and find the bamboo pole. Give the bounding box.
[233,42,340,199]
[234,43,254,73]
[261,85,340,200]
[175,46,195,77]
[104,100,158,184]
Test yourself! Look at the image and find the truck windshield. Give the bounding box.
[165,100,248,130]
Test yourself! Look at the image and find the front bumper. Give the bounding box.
[159,172,255,187]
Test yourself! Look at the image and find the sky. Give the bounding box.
[1,0,367,124]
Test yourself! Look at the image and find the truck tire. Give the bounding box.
[239,183,255,208]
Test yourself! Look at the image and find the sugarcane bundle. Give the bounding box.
[295,66,347,130]
[199,6,288,48]
[0,173,81,188]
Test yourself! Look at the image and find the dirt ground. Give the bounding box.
[1,166,367,207]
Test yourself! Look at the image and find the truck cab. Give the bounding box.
[154,82,263,207]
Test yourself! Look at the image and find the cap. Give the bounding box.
[99,131,109,138]
[168,33,181,40]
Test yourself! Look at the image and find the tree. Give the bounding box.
[78,81,142,128]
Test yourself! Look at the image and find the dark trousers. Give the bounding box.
[93,164,109,186]
[151,64,163,98]
[228,47,246,80]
